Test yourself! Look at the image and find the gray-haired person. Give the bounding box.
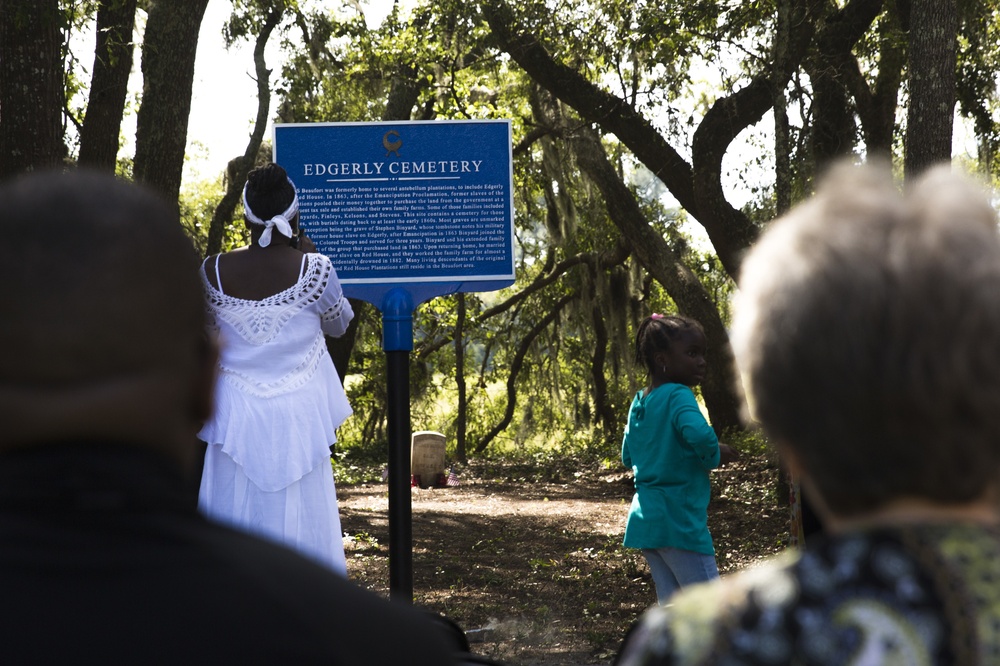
[617,162,1000,665]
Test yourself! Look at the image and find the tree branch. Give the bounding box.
[481,0,770,278]
[205,4,283,256]
[416,244,627,360]
[569,126,746,431]
[473,291,577,453]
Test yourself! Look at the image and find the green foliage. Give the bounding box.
[45,0,1000,515]
[330,448,385,485]
[466,433,624,484]
[299,0,723,463]
[955,0,1000,175]
[61,0,100,157]
[178,174,249,255]
[721,426,772,458]
[223,0,300,46]
[693,252,735,327]
[337,305,391,453]
[266,0,1000,471]
[277,9,385,123]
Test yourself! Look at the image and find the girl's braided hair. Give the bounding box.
[634,314,704,374]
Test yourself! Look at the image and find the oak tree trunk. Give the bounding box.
[0,1,63,177]
[132,0,210,206]
[78,0,138,172]
[905,0,957,179]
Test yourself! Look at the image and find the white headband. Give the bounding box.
[242,177,299,247]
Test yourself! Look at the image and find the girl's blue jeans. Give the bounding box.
[641,547,719,605]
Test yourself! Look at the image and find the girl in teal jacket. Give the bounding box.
[622,314,736,605]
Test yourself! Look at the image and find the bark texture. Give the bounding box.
[905,0,957,179]
[0,1,63,177]
[482,0,819,279]
[569,128,746,433]
[78,0,138,171]
[132,0,210,206]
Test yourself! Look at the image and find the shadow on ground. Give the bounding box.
[339,455,788,666]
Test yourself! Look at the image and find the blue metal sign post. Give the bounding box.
[275,120,514,602]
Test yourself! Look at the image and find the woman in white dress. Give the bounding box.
[197,163,353,574]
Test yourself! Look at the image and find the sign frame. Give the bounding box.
[273,119,516,309]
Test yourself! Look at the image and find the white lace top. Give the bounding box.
[197,253,354,491]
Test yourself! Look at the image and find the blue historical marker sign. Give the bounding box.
[276,121,516,604]
[274,120,514,602]
[273,120,515,306]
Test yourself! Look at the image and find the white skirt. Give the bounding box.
[198,444,347,576]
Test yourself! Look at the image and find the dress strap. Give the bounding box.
[214,255,225,295]
[298,254,308,281]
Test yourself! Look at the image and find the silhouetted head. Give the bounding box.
[0,169,214,469]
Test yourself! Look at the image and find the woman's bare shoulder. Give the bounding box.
[215,246,306,300]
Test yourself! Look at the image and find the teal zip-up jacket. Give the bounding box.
[622,383,720,554]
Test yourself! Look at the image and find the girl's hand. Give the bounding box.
[297,235,317,253]
[718,443,739,466]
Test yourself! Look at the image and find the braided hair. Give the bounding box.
[244,163,296,220]
[634,314,704,375]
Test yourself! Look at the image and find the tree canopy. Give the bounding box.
[2,0,997,461]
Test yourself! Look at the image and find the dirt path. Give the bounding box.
[339,456,787,665]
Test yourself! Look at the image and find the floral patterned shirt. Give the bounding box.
[616,523,1000,665]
